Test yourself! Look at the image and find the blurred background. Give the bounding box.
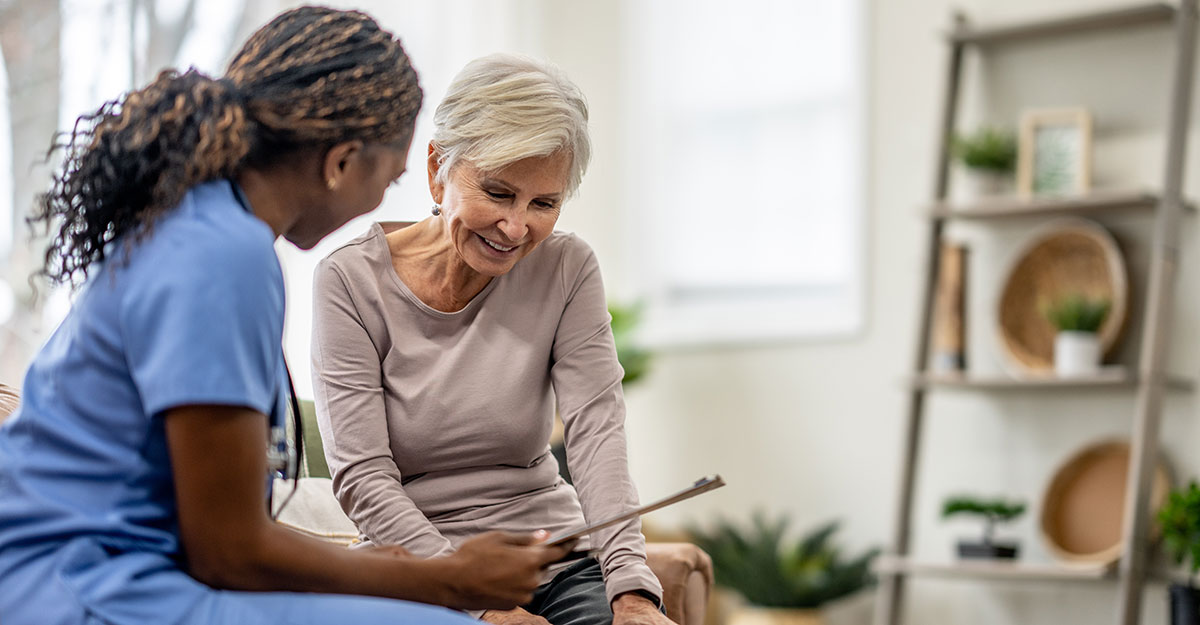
[1,1,1199,624]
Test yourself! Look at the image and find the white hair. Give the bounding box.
[431,53,591,197]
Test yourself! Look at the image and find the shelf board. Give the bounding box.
[949,3,1177,46]
[927,190,1193,220]
[912,368,1195,392]
[876,556,1116,583]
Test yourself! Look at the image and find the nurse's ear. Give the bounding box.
[324,141,366,192]
[427,142,445,205]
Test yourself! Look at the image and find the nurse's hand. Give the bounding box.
[436,530,570,610]
[481,607,551,625]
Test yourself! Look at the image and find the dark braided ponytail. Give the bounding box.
[32,6,422,286]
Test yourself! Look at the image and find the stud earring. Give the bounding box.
[327,179,336,191]
[431,204,441,216]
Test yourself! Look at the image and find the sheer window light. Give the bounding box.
[624,0,866,346]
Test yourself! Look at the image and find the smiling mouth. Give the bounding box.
[478,234,518,253]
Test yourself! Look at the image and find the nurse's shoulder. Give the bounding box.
[127,180,281,289]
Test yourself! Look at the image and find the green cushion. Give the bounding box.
[297,399,330,479]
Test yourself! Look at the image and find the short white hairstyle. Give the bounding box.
[431,53,591,197]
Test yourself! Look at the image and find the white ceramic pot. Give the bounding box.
[964,169,1013,198]
[1054,331,1101,377]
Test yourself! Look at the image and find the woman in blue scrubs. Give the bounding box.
[0,7,569,625]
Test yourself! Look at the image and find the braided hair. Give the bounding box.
[32,6,422,285]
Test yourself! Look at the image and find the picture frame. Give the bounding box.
[1016,108,1092,198]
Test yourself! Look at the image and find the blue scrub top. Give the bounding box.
[0,180,288,625]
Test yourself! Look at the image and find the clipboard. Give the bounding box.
[546,475,726,546]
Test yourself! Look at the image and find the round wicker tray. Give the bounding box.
[1039,439,1169,565]
[996,219,1127,373]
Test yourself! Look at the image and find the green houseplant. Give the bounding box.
[1042,294,1111,377]
[951,126,1017,196]
[688,513,877,624]
[952,127,1018,173]
[609,301,651,385]
[942,496,1026,559]
[1159,481,1200,625]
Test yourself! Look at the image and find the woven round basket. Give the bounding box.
[996,219,1127,373]
[1039,439,1169,565]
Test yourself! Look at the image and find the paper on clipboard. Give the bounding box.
[546,475,726,546]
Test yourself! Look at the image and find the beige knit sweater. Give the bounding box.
[310,222,661,606]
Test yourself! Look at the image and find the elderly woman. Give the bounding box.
[311,55,671,625]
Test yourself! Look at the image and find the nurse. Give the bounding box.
[0,7,569,625]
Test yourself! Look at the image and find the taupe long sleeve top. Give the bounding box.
[311,223,662,606]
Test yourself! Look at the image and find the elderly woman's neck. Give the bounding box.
[386,218,492,312]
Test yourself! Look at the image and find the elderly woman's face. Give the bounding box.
[436,152,570,277]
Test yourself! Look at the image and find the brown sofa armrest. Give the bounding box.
[645,542,713,625]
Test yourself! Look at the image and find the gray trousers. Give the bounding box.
[525,558,613,625]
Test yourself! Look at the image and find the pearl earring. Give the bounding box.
[327,179,336,191]
[431,204,441,216]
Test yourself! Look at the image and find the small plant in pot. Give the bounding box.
[951,126,1017,196]
[1159,481,1200,625]
[942,496,1026,559]
[688,513,878,625]
[1042,293,1111,378]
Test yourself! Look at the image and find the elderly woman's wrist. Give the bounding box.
[612,589,661,610]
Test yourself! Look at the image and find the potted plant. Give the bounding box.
[951,126,1017,196]
[688,513,878,625]
[1042,293,1111,377]
[1159,481,1200,625]
[942,496,1026,559]
[609,301,651,385]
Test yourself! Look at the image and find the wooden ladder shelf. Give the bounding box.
[873,2,1199,624]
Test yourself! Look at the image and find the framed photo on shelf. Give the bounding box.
[1016,108,1092,198]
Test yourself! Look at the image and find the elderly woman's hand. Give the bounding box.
[612,592,677,625]
[481,607,551,625]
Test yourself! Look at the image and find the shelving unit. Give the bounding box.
[876,556,1115,583]
[874,3,1198,625]
[927,190,1193,220]
[910,368,1195,392]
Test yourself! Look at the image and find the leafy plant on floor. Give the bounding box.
[951,127,1017,173]
[1159,481,1200,588]
[942,496,1026,546]
[688,513,878,609]
[1041,294,1111,333]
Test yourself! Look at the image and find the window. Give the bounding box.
[623,0,866,346]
